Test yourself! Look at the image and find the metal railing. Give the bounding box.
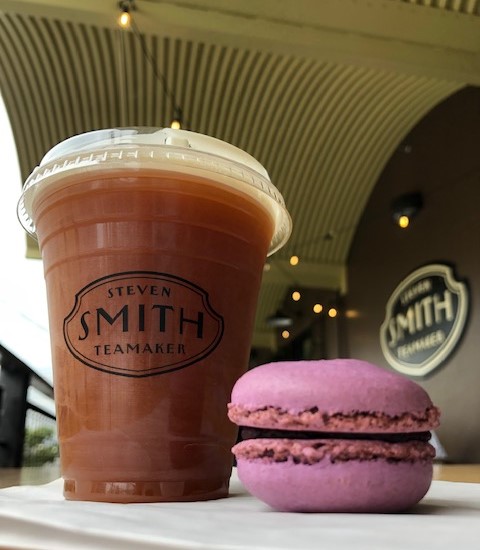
[0,343,56,468]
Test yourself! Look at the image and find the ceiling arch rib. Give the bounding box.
[259,58,320,174]
[280,64,359,234]
[295,67,391,255]
[247,55,299,158]
[316,71,427,260]
[224,50,262,145]
[0,14,42,177]
[9,15,54,153]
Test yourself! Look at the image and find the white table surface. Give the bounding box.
[0,470,479,550]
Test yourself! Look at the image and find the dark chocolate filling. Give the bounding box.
[239,426,431,443]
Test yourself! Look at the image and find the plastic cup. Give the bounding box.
[18,128,291,502]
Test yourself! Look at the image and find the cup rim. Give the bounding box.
[18,128,292,256]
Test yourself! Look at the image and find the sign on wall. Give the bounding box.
[380,264,469,377]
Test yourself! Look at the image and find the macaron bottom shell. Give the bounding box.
[236,457,433,513]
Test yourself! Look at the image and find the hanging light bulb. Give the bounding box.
[119,10,131,28]
[118,1,134,28]
[313,303,323,314]
[398,215,410,229]
[292,291,301,302]
[171,107,183,129]
[391,192,423,229]
[289,255,299,266]
[281,330,290,339]
[328,308,338,318]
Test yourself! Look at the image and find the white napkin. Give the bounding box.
[0,472,479,550]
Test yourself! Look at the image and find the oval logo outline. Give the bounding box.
[63,271,224,377]
[380,264,469,377]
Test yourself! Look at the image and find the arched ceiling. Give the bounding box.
[0,0,479,350]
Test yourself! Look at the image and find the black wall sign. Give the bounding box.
[380,264,469,377]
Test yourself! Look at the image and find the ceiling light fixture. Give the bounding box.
[266,310,292,328]
[391,192,423,229]
[171,107,183,130]
[289,255,299,266]
[324,230,335,241]
[118,0,134,28]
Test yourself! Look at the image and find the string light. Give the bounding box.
[171,107,183,129]
[313,304,323,314]
[281,330,290,339]
[118,0,133,28]
[119,11,131,28]
[289,255,299,266]
[125,7,186,129]
[392,192,423,229]
[292,291,301,302]
[328,308,338,318]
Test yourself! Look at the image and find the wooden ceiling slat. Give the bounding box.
[194,42,224,134]
[208,46,241,141]
[163,36,172,124]
[220,48,272,146]
[321,75,424,257]
[184,40,205,131]
[49,19,85,132]
[233,52,281,153]
[203,45,235,138]
[97,25,120,129]
[264,62,340,228]
[15,15,57,156]
[284,65,366,254]
[0,14,40,178]
[228,50,272,148]
[178,39,193,122]
[124,31,139,126]
[246,54,299,161]
[62,21,91,131]
[77,24,103,131]
[148,35,161,126]
[279,64,357,230]
[259,57,318,177]
[310,70,402,257]
[41,18,76,139]
[142,33,156,127]
[216,48,251,142]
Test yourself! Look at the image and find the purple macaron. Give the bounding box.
[228,359,440,512]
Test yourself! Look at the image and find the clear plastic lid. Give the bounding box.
[18,127,291,255]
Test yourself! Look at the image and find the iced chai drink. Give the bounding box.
[18,128,291,502]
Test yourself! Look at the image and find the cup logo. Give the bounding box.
[63,271,224,377]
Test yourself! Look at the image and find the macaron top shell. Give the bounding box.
[229,359,439,431]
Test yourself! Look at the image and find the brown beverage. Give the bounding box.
[18,129,291,502]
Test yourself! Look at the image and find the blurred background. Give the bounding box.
[0,0,479,475]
